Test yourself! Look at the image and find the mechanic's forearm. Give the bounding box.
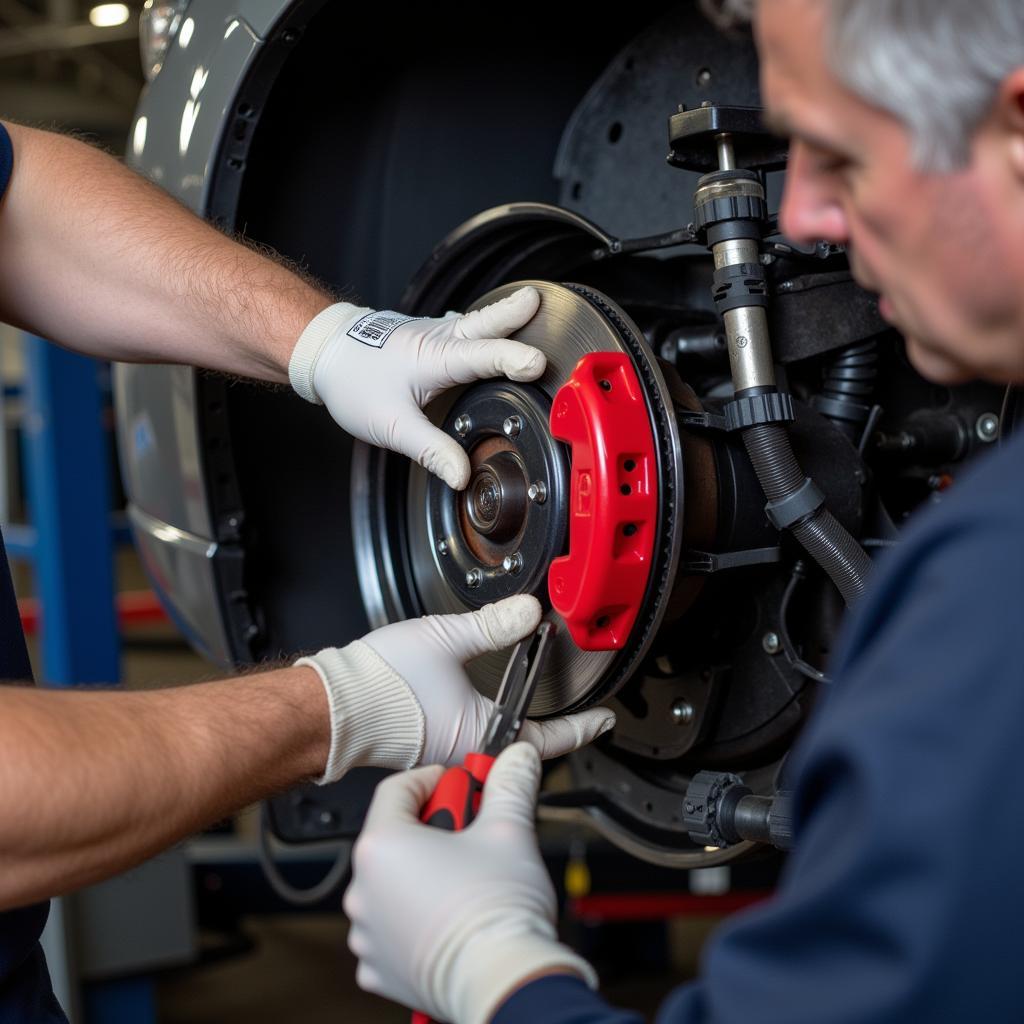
[0,666,329,910]
[0,121,333,382]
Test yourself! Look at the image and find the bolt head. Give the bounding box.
[527,480,548,504]
[454,414,472,437]
[762,631,782,655]
[502,552,523,575]
[502,415,522,438]
[436,538,449,556]
[976,412,999,443]
[671,699,695,725]
[465,568,483,588]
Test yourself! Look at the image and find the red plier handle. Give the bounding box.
[418,751,496,832]
[409,623,552,1024]
[410,751,495,1024]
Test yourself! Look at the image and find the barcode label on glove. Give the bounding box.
[346,310,421,348]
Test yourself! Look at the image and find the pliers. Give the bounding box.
[418,620,554,831]
[410,621,553,1024]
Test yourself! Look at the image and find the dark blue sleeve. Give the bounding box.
[496,433,1024,1024]
[659,434,1024,1023]
[494,975,645,1024]
[0,122,12,201]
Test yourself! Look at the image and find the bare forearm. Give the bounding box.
[0,667,329,909]
[0,121,333,381]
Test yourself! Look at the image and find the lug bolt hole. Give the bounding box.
[623,523,637,537]
[623,459,636,471]
[620,484,631,496]
[599,379,612,392]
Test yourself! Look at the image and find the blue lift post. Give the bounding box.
[20,334,157,1024]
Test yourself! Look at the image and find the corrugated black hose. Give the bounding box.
[823,340,878,406]
[813,340,879,443]
[743,423,873,605]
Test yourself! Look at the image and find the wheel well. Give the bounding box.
[202,0,680,659]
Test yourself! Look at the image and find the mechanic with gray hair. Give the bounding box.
[343,2,1024,1021]
[0,121,615,1021]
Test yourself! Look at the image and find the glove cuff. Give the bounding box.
[296,640,425,784]
[288,302,369,404]
[460,937,598,1024]
[452,929,599,1024]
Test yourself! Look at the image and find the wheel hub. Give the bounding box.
[428,381,568,609]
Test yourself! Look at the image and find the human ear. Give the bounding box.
[995,68,1024,180]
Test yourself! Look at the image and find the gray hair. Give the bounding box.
[701,0,1024,171]
[700,0,755,30]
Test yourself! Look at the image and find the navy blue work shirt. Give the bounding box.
[0,120,68,1024]
[497,424,1024,1023]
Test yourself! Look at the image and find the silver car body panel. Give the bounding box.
[126,2,281,207]
[126,504,231,663]
[115,0,290,662]
[114,362,213,539]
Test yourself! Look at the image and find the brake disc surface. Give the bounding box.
[404,280,683,715]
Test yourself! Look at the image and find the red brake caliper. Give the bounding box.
[547,352,659,651]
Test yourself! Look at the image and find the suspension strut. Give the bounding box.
[668,104,872,606]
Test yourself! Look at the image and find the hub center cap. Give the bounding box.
[466,452,527,540]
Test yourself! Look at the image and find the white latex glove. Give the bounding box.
[288,286,545,489]
[296,595,616,783]
[344,742,598,1024]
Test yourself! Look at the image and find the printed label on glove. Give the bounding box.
[346,310,422,348]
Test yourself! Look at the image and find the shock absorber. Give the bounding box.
[668,104,873,606]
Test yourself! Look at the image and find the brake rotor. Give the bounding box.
[405,280,684,715]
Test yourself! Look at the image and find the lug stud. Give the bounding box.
[502,415,522,438]
[527,481,547,504]
[454,414,472,437]
[502,551,523,575]
[465,568,483,588]
[976,412,999,443]
[671,699,695,725]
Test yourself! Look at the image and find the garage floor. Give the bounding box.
[158,916,405,1023]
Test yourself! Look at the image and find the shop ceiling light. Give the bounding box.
[89,3,130,27]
